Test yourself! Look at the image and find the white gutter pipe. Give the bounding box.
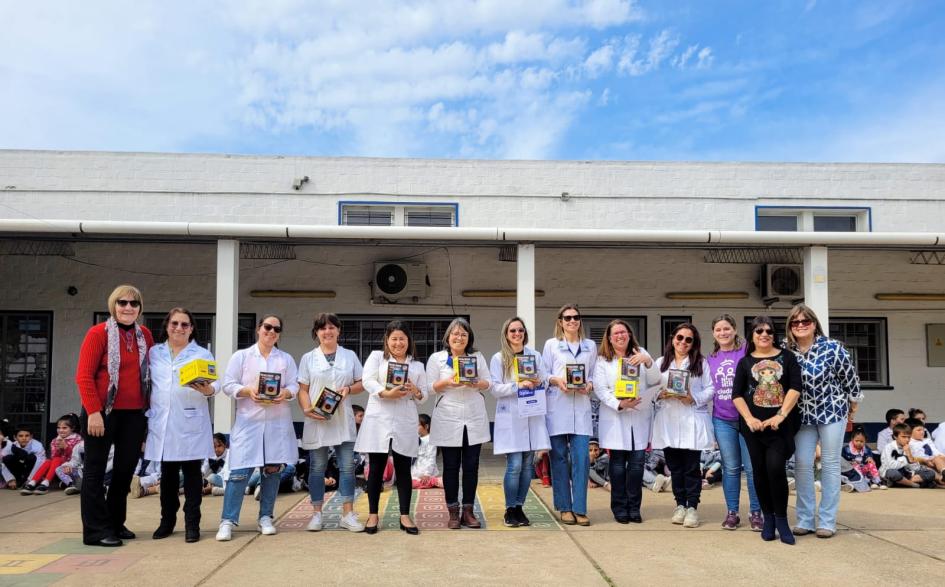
[0,219,942,247]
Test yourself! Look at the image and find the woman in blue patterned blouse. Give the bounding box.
[784,304,861,539]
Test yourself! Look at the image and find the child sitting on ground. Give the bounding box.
[20,414,81,495]
[644,448,673,493]
[587,439,610,492]
[907,418,945,486]
[411,414,442,489]
[131,457,161,498]
[841,427,885,492]
[203,433,228,496]
[2,427,46,490]
[880,422,937,488]
[700,444,722,488]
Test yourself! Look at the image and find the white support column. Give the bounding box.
[516,243,536,338]
[803,246,829,330]
[213,239,239,433]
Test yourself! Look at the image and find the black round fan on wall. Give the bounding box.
[376,264,409,295]
[770,266,801,296]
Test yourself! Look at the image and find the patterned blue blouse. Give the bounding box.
[787,336,862,425]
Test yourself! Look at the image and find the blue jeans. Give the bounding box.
[309,442,355,507]
[713,417,760,514]
[795,419,846,531]
[503,451,533,508]
[549,434,589,515]
[220,466,281,526]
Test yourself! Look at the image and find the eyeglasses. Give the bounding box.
[789,318,813,328]
[450,332,469,338]
[560,315,581,322]
[508,328,525,334]
[674,334,694,344]
[116,299,140,308]
[261,323,283,333]
[610,331,629,338]
[169,321,192,329]
[754,328,774,335]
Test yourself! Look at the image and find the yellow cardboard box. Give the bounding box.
[179,359,217,386]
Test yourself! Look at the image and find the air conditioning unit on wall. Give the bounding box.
[372,262,430,303]
[760,264,804,305]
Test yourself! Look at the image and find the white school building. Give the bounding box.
[1,149,943,440]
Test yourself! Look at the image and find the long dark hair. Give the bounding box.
[383,320,417,360]
[745,315,780,355]
[599,319,640,361]
[659,323,704,376]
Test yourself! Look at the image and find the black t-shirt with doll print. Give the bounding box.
[732,350,803,434]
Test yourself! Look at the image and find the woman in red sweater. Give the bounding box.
[75,285,154,547]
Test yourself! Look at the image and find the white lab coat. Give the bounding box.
[298,346,362,450]
[650,356,715,451]
[354,351,428,457]
[144,341,218,462]
[426,350,492,447]
[489,348,551,454]
[541,338,598,437]
[592,351,661,451]
[222,344,299,470]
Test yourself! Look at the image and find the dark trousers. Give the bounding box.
[664,447,703,509]
[742,429,794,517]
[80,409,147,543]
[609,449,646,518]
[367,448,413,515]
[159,460,203,528]
[441,427,481,506]
[2,452,36,486]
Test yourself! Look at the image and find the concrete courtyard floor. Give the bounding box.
[1,456,943,586]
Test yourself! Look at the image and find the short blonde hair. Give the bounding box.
[107,285,143,320]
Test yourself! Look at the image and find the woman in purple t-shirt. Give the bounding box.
[707,314,760,531]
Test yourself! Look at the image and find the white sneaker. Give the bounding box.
[663,477,674,492]
[841,482,854,493]
[671,505,686,525]
[683,507,700,528]
[878,484,888,490]
[211,486,225,496]
[339,511,365,533]
[814,480,822,492]
[291,477,304,492]
[788,477,796,492]
[306,512,323,532]
[216,520,234,541]
[257,516,277,535]
[254,486,261,501]
[651,474,666,493]
[244,486,252,496]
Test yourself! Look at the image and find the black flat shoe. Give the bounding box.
[152,525,175,540]
[400,523,419,535]
[117,527,136,540]
[185,528,200,543]
[85,536,123,547]
[364,524,379,535]
[615,517,630,524]
[629,513,643,524]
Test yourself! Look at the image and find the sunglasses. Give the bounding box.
[508,328,526,334]
[754,328,774,336]
[169,320,192,329]
[789,318,813,328]
[674,334,694,344]
[116,299,140,308]
[560,315,581,322]
[261,323,283,333]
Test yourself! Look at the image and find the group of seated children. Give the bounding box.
[2,414,86,496]
[585,442,676,494]
[876,408,945,489]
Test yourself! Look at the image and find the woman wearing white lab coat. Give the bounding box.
[426,317,492,529]
[356,320,428,534]
[145,308,217,543]
[489,316,550,528]
[542,303,597,526]
[651,323,715,529]
[297,312,365,533]
[216,315,298,541]
[592,319,660,524]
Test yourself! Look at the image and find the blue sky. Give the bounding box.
[2,0,944,162]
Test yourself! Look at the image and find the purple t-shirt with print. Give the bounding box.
[707,347,747,421]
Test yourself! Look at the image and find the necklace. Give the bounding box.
[122,329,135,353]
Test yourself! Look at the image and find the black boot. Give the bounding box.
[152,520,175,540]
[775,516,795,545]
[761,512,776,541]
